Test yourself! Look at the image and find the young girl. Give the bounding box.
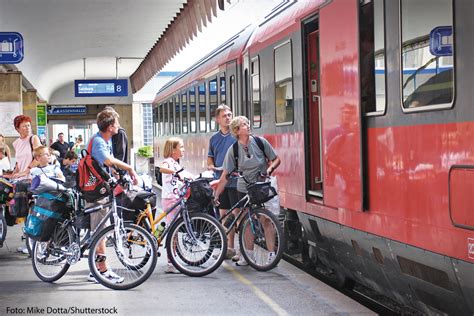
[160,137,193,273]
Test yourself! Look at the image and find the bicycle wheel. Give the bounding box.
[238,208,285,271]
[88,223,157,290]
[31,224,74,282]
[166,212,227,277]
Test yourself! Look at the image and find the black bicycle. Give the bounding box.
[30,176,157,290]
[219,172,285,271]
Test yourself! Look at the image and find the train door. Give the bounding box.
[304,17,323,198]
[226,60,238,114]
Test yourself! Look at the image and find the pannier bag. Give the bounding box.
[0,178,14,204]
[25,191,72,241]
[186,179,213,212]
[117,190,156,222]
[247,182,277,205]
[77,138,112,202]
[11,180,31,218]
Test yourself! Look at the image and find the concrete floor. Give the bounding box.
[0,225,374,316]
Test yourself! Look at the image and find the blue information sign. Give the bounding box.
[0,32,24,64]
[75,79,128,97]
[430,26,453,57]
[47,106,87,115]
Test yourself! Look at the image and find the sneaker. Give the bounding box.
[16,246,29,255]
[101,270,125,283]
[236,255,248,266]
[231,251,240,262]
[225,248,236,260]
[165,263,180,274]
[87,273,98,283]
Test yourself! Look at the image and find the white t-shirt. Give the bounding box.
[30,164,64,181]
[0,157,10,175]
[161,157,193,200]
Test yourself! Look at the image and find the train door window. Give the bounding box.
[164,101,169,135]
[400,0,454,111]
[274,41,294,125]
[174,95,180,134]
[251,56,261,128]
[199,83,207,132]
[181,92,188,134]
[360,0,386,114]
[189,87,197,133]
[152,106,158,137]
[220,74,226,107]
[168,99,174,135]
[209,78,218,131]
[229,75,235,111]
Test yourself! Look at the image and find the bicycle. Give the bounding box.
[30,175,157,290]
[218,172,285,271]
[125,169,227,277]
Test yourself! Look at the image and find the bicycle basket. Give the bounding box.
[186,179,213,212]
[247,182,277,204]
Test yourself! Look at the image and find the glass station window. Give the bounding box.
[401,0,454,110]
[199,83,207,132]
[274,41,294,124]
[251,57,261,128]
[174,95,180,134]
[360,0,386,114]
[181,92,188,134]
[209,78,218,131]
[189,87,197,133]
[220,75,226,106]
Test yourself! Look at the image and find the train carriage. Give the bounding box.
[152,0,474,314]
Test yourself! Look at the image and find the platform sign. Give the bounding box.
[37,104,47,126]
[430,26,453,56]
[0,32,24,64]
[74,79,128,97]
[47,105,87,115]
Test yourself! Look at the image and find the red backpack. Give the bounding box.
[77,136,112,202]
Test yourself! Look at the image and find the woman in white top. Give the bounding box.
[11,115,41,180]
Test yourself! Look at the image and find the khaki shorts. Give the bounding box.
[86,197,110,231]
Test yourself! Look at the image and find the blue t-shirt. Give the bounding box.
[208,131,236,179]
[88,133,113,173]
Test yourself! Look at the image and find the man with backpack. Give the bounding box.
[81,108,138,284]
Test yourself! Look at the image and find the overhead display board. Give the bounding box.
[74,79,128,97]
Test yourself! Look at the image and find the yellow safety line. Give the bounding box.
[223,262,289,316]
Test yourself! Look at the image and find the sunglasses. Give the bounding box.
[243,146,251,159]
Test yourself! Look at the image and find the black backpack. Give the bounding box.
[232,135,267,171]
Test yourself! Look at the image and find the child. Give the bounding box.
[160,137,193,274]
[0,146,11,176]
[30,146,65,182]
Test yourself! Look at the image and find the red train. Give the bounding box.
[152,0,474,314]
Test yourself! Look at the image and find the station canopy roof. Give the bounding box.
[0,0,230,101]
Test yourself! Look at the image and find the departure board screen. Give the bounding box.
[75,79,128,97]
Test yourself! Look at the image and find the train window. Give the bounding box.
[400,0,454,111]
[199,83,207,132]
[220,75,226,107]
[152,106,157,137]
[274,41,294,125]
[209,78,218,131]
[251,57,261,128]
[230,75,236,110]
[360,0,386,114]
[181,92,188,134]
[159,103,164,136]
[189,87,197,133]
[168,99,174,135]
[174,95,180,134]
[164,101,169,135]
